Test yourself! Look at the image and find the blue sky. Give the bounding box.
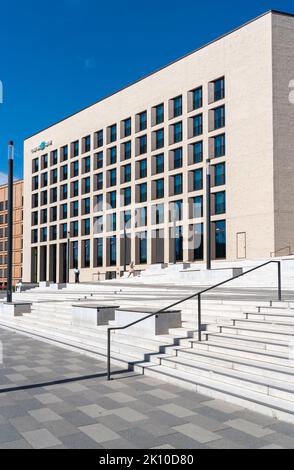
[0,0,293,182]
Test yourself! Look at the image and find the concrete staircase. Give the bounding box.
[1,284,294,423]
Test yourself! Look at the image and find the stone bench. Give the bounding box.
[71,304,120,328]
[0,302,32,317]
[114,308,182,337]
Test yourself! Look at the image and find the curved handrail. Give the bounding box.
[107,260,282,380]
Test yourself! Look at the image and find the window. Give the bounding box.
[155,179,164,199]
[95,152,103,170]
[124,210,132,228]
[41,154,48,170]
[95,130,103,148]
[137,207,147,227]
[193,223,204,260]
[124,187,132,206]
[155,104,164,125]
[94,194,103,212]
[214,106,225,129]
[124,118,132,137]
[124,141,132,160]
[71,201,79,218]
[173,174,183,195]
[31,229,38,244]
[139,159,147,179]
[173,148,183,169]
[51,150,58,166]
[96,173,103,191]
[139,111,147,131]
[139,183,147,203]
[155,204,164,224]
[32,194,38,209]
[155,129,164,149]
[193,141,203,163]
[32,212,38,226]
[94,216,103,234]
[109,191,117,209]
[60,184,68,200]
[124,164,131,183]
[60,223,68,240]
[214,163,226,186]
[41,209,47,224]
[138,135,147,155]
[155,154,164,174]
[83,198,91,215]
[83,156,91,173]
[82,240,91,268]
[190,196,203,218]
[41,191,48,206]
[60,204,68,220]
[83,218,91,236]
[83,135,91,153]
[50,226,57,241]
[214,77,225,101]
[170,200,183,221]
[83,177,91,194]
[72,240,79,268]
[71,221,79,237]
[192,87,202,110]
[72,160,79,178]
[139,232,147,264]
[174,226,183,262]
[173,96,182,118]
[95,238,103,267]
[109,124,117,143]
[72,140,79,158]
[109,236,117,266]
[193,169,203,191]
[50,188,57,204]
[214,134,226,157]
[215,191,226,214]
[40,227,47,243]
[51,169,58,185]
[61,145,68,162]
[193,114,203,137]
[32,175,39,191]
[173,122,182,143]
[72,180,79,197]
[60,165,68,181]
[109,169,117,187]
[215,220,226,258]
[41,173,48,187]
[32,158,39,173]
[50,206,57,222]
[108,213,117,232]
[109,147,117,165]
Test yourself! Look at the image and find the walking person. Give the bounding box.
[128,261,135,278]
[74,267,80,284]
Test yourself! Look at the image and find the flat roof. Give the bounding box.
[25,9,294,141]
[0,179,23,189]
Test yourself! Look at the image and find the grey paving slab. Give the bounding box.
[0,423,22,444]
[173,423,222,444]
[34,393,62,405]
[28,408,63,423]
[79,423,121,443]
[158,404,196,418]
[21,429,62,449]
[224,419,275,438]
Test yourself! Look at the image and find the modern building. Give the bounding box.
[0,180,23,289]
[23,10,294,283]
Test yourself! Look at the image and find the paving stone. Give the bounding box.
[201,399,243,414]
[22,429,62,449]
[158,404,196,418]
[0,423,21,443]
[146,389,179,400]
[28,408,62,423]
[224,419,274,438]
[79,423,120,443]
[34,393,62,405]
[173,423,222,444]
[107,392,137,404]
[78,404,106,418]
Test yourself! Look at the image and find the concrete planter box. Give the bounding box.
[114,308,182,337]
[0,302,32,317]
[71,305,119,328]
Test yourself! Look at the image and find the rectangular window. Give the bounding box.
[173,122,182,143]
[139,183,147,203]
[71,221,79,237]
[190,196,203,218]
[83,135,91,153]
[72,201,79,218]
[96,173,103,191]
[138,207,148,227]
[61,145,68,162]
[83,218,91,236]
[95,238,103,267]
[50,188,57,204]
[110,125,117,143]
[60,184,68,200]
[139,159,147,179]
[173,96,182,118]
[214,163,226,186]
[109,169,117,187]
[193,169,203,191]
[109,191,117,209]
[155,104,164,125]
[124,187,132,206]
[83,156,91,173]
[139,232,147,264]
[124,164,132,183]
[95,130,103,148]
[83,240,91,268]
[192,87,203,110]
[139,111,147,131]
[72,241,79,268]
[193,114,203,137]
[95,151,103,170]
[124,141,132,160]
[41,154,48,170]
[139,135,147,155]
[215,191,226,214]
[83,198,91,215]
[51,150,58,166]
[51,169,58,185]
[60,165,68,181]
[155,204,164,224]
[60,203,68,220]
[72,180,79,197]
[72,161,79,178]
[124,118,132,137]
[50,226,57,241]
[72,141,79,158]
[214,77,225,101]
[193,141,203,163]
[32,158,39,173]
[60,223,68,240]
[173,148,183,169]
[155,154,164,174]
[155,129,164,149]
[109,236,117,266]
[83,177,91,194]
[174,174,183,195]
[156,179,164,199]
[40,227,47,242]
[214,106,225,129]
[214,134,226,157]
[109,147,117,165]
[215,220,226,258]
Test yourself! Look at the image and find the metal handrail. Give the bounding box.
[107,260,282,380]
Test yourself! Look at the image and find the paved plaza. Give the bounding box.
[0,328,293,449]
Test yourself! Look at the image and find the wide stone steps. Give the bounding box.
[133,362,294,424]
[203,332,291,353]
[213,325,294,342]
[246,311,294,322]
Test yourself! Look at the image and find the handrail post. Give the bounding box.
[107,329,111,381]
[277,261,282,302]
[198,294,202,342]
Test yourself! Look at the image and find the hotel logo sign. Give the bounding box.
[31,140,53,154]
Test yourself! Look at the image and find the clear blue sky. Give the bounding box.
[0,0,293,181]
